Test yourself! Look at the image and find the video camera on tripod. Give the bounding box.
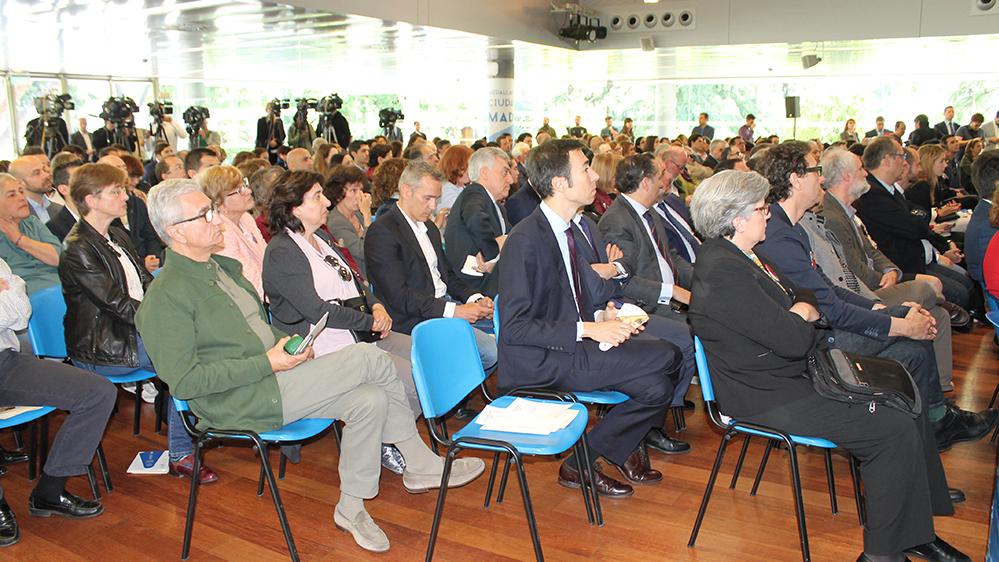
[316,94,343,115]
[147,100,174,143]
[315,94,346,144]
[100,96,139,150]
[29,93,74,157]
[269,98,290,117]
[182,106,211,137]
[378,108,404,129]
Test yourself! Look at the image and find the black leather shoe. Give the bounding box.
[903,536,970,562]
[557,461,634,498]
[0,499,18,548]
[934,406,998,451]
[856,554,911,562]
[940,301,971,331]
[0,447,29,465]
[644,429,691,455]
[28,491,103,519]
[948,487,966,504]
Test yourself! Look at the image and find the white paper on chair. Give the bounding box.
[127,450,169,474]
[476,397,578,435]
[0,405,44,420]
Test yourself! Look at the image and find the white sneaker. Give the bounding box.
[121,382,158,404]
[334,507,390,552]
[403,457,486,494]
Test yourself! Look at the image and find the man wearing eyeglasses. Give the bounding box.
[138,179,485,553]
[758,141,996,453]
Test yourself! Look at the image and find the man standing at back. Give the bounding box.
[498,139,681,497]
[691,113,714,141]
[934,106,958,137]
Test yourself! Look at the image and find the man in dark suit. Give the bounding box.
[364,161,497,372]
[142,141,174,189]
[964,151,999,286]
[505,182,541,226]
[69,118,96,161]
[598,154,693,317]
[854,138,971,309]
[653,146,701,264]
[757,141,995,450]
[254,103,286,164]
[499,139,681,496]
[908,115,941,147]
[865,116,887,138]
[45,153,84,241]
[933,106,958,138]
[444,147,511,296]
[690,112,714,140]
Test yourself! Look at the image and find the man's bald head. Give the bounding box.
[9,156,52,195]
[285,148,313,172]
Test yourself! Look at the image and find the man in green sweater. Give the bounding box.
[136,178,483,554]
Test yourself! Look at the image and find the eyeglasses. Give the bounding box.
[323,255,353,282]
[803,165,823,177]
[225,178,251,198]
[752,205,771,217]
[172,205,216,226]
[100,187,128,199]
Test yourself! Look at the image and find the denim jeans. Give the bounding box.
[73,337,193,461]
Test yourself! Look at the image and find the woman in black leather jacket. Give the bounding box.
[58,165,216,484]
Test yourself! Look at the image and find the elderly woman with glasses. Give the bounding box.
[59,166,218,484]
[688,170,966,562]
[197,165,268,298]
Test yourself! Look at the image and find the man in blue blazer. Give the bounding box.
[964,151,999,286]
[498,139,681,497]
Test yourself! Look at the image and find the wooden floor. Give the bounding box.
[3,327,998,562]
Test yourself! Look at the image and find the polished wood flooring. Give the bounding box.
[3,327,998,561]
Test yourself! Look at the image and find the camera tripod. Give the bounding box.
[39,121,68,160]
[317,112,339,145]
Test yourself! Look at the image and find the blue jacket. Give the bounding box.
[755,203,890,341]
[964,199,997,284]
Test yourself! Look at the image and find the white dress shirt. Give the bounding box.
[539,202,585,340]
[484,187,507,234]
[400,208,481,317]
[620,194,674,302]
[654,200,697,263]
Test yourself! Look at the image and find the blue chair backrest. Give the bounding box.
[492,295,500,338]
[411,318,487,419]
[987,311,999,330]
[692,336,716,403]
[151,268,162,278]
[984,282,999,314]
[27,285,68,359]
[172,396,191,412]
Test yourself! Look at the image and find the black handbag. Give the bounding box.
[330,294,381,343]
[806,348,921,418]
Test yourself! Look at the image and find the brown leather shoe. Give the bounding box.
[169,455,219,485]
[557,461,634,498]
[612,446,662,485]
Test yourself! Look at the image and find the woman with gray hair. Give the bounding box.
[688,171,964,562]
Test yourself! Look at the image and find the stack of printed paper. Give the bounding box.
[476,398,579,435]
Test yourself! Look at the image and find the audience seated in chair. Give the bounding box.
[363,161,497,372]
[136,178,484,554]
[498,139,684,498]
[964,150,999,286]
[60,165,216,484]
[0,173,61,296]
[323,165,372,277]
[0,255,116,547]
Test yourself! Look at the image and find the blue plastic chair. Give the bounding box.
[412,318,600,562]
[492,296,629,408]
[28,286,162,436]
[687,337,863,562]
[172,397,336,561]
[0,406,55,480]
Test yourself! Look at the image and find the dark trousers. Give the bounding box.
[745,392,952,555]
[645,313,696,407]
[925,262,973,309]
[0,350,115,477]
[829,306,945,411]
[557,338,679,465]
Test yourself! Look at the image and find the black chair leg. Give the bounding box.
[729,436,751,489]
[27,421,38,480]
[483,452,501,508]
[155,384,168,435]
[849,456,866,526]
[86,465,101,500]
[990,382,999,409]
[425,444,459,562]
[96,443,112,492]
[750,440,776,496]
[255,436,299,561]
[571,443,595,526]
[578,430,603,527]
[824,449,838,515]
[39,417,49,469]
[688,430,733,547]
[512,453,544,562]
[279,452,287,480]
[133,384,142,436]
[785,443,811,562]
[333,422,343,454]
[181,442,204,560]
[496,454,512,504]
[12,428,23,450]
[257,450,267,497]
